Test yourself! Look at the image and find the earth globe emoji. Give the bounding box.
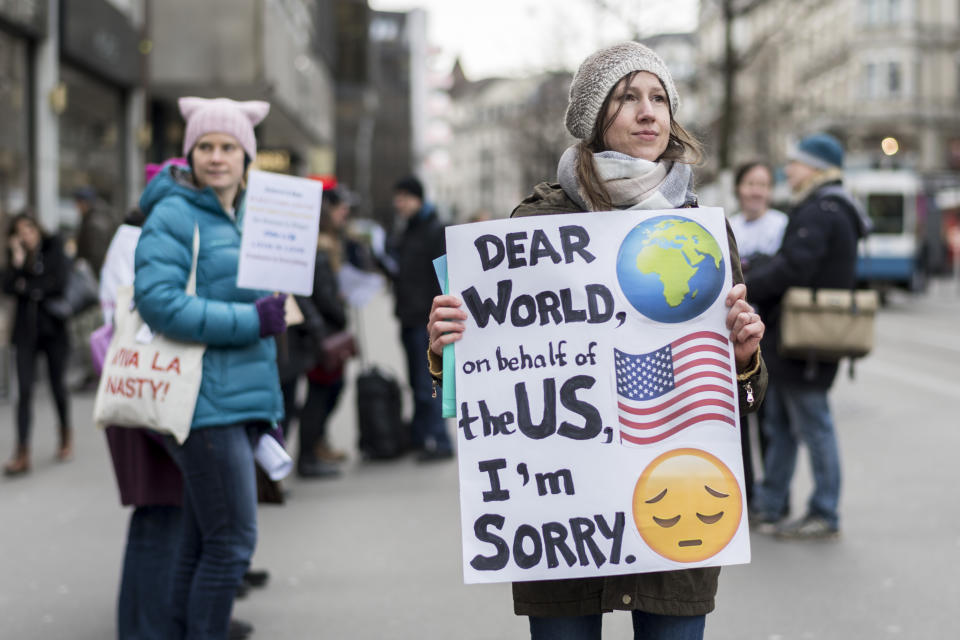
[616,216,725,323]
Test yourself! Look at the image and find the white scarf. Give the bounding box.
[557,145,697,212]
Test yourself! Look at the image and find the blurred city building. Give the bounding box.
[431,64,574,221]
[0,0,343,236]
[147,0,336,179]
[698,0,960,176]
[0,0,143,235]
[696,0,960,277]
[334,7,428,228]
[330,0,371,213]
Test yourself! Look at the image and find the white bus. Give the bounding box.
[844,170,926,297]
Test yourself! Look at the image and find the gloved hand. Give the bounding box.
[255,294,288,337]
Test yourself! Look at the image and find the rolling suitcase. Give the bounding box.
[356,366,407,459]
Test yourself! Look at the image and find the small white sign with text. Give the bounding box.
[237,170,322,295]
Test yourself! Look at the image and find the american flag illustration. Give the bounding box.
[614,331,736,446]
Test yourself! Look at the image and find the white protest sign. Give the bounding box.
[237,170,322,295]
[446,207,750,584]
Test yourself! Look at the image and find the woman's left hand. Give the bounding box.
[725,283,764,370]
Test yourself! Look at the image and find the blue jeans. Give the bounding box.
[165,425,259,640]
[529,612,706,640]
[118,505,182,640]
[754,383,841,528]
[400,326,451,453]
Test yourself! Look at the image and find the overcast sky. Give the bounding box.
[369,0,699,79]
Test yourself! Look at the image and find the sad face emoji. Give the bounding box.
[632,448,742,562]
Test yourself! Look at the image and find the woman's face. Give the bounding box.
[736,165,773,219]
[601,71,671,162]
[785,160,817,193]
[14,219,40,251]
[329,202,350,229]
[191,133,246,192]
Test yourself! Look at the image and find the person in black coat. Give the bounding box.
[3,213,73,475]
[388,176,452,461]
[279,187,353,478]
[745,133,871,539]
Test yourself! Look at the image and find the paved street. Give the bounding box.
[1,282,959,640]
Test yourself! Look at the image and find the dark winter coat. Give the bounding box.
[745,180,869,389]
[389,204,445,328]
[3,234,70,346]
[506,181,768,618]
[76,206,117,276]
[278,244,347,383]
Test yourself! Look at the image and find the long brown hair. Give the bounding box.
[575,72,703,211]
[318,190,347,271]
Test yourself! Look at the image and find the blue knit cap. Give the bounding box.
[788,133,844,170]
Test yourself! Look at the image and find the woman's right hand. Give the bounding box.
[8,237,25,268]
[428,295,467,356]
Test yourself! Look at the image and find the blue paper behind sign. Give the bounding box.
[432,255,456,418]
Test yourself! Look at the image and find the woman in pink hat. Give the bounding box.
[134,97,287,639]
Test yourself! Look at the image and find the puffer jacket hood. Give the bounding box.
[815,182,872,238]
[140,164,225,219]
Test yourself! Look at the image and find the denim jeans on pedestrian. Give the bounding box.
[529,611,706,640]
[165,424,259,640]
[400,325,452,453]
[754,382,841,528]
[118,505,182,640]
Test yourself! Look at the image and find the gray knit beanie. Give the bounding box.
[564,42,679,141]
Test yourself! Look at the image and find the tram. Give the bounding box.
[845,170,927,298]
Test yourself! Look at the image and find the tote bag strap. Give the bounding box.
[185,224,200,296]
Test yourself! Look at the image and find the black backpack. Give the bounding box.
[356,366,408,459]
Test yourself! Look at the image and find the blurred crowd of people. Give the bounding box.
[0,38,873,640]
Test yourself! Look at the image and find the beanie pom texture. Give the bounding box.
[564,42,679,142]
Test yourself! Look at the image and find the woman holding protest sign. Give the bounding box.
[134,97,286,639]
[427,42,767,639]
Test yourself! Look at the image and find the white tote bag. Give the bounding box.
[93,227,205,443]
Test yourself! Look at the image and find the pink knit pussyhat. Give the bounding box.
[178,97,270,160]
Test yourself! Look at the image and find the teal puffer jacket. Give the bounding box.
[134,165,284,429]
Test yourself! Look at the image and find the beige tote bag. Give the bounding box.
[93,227,204,443]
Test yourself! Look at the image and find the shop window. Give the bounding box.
[888,62,901,96]
[861,62,878,98]
[861,0,903,23]
[58,65,123,227]
[0,32,30,225]
[887,0,901,22]
[866,193,905,234]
